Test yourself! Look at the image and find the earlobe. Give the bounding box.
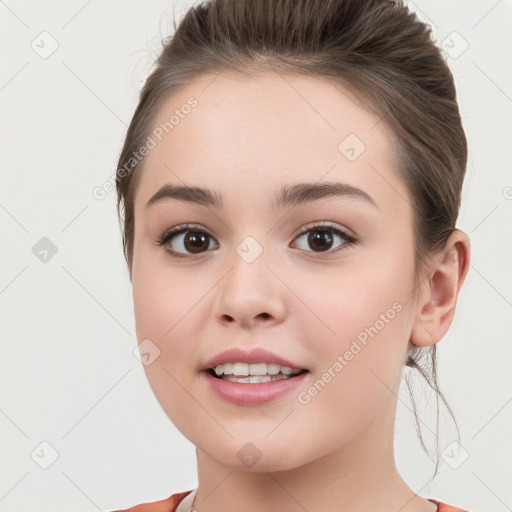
[411,230,471,348]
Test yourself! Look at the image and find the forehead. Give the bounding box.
[134,72,406,217]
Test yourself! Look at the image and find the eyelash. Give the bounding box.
[156,222,358,259]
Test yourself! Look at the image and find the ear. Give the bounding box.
[411,230,471,348]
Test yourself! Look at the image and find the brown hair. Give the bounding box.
[115,0,466,475]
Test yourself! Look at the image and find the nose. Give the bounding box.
[212,244,287,329]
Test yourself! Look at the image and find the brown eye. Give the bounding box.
[292,222,356,254]
[179,231,210,254]
[310,230,334,251]
[157,224,218,259]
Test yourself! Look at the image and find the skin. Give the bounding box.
[130,72,470,512]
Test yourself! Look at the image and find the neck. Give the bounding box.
[192,404,436,512]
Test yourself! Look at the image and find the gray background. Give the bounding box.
[1,1,511,511]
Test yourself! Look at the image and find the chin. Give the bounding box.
[197,435,313,473]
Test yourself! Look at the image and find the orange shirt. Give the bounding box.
[112,490,471,511]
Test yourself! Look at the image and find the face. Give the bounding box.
[131,72,418,471]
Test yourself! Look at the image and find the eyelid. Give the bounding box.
[291,220,356,240]
[157,223,215,243]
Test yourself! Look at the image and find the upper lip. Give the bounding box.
[201,347,307,371]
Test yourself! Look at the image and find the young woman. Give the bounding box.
[112,0,471,510]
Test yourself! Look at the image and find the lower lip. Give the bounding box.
[202,370,308,406]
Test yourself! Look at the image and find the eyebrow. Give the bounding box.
[145,181,377,210]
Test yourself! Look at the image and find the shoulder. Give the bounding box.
[428,499,472,512]
[110,490,194,512]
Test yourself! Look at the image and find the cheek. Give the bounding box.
[132,262,214,438]
[132,232,207,340]
[132,264,208,361]
[301,249,414,360]
[131,244,205,377]
[295,250,415,423]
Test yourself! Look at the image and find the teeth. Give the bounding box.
[213,362,302,377]
[221,374,293,384]
[267,363,282,375]
[222,363,234,375]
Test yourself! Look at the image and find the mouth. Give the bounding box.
[206,363,309,384]
[203,364,310,405]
